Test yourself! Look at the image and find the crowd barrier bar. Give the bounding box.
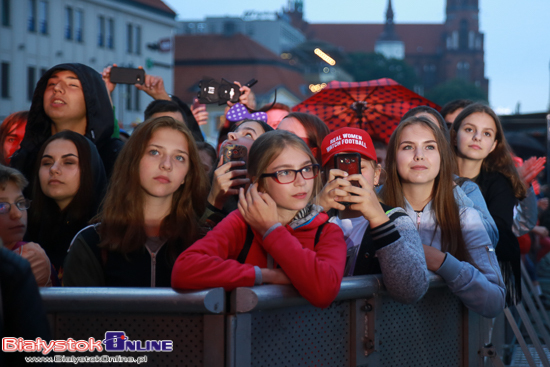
[40,287,226,367]
[227,273,492,367]
[39,275,498,367]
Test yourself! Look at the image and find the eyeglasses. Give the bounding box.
[0,199,31,214]
[260,164,320,184]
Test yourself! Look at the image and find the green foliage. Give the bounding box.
[425,78,488,106]
[342,52,418,90]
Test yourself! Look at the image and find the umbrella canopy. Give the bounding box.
[292,78,440,143]
[505,132,546,159]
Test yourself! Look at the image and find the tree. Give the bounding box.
[342,52,418,90]
[425,79,488,106]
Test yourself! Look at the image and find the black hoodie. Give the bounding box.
[26,135,108,273]
[11,63,123,191]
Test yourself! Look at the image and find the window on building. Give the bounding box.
[38,0,47,34]
[126,24,133,53]
[27,66,35,101]
[126,84,132,110]
[135,25,141,55]
[97,16,105,47]
[1,62,9,98]
[75,9,83,42]
[28,0,36,32]
[459,19,468,50]
[456,61,470,80]
[134,88,140,111]
[1,0,10,27]
[107,18,114,49]
[64,6,73,40]
[40,67,47,76]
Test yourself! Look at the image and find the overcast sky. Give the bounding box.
[163,0,550,114]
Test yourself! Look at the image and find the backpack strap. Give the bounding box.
[237,225,255,264]
[314,220,329,248]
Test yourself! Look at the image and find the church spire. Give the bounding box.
[386,0,394,25]
[378,0,399,41]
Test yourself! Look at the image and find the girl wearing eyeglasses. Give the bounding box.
[172,130,347,308]
[0,165,52,286]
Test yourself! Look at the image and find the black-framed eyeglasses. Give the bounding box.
[260,164,320,184]
[0,199,31,214]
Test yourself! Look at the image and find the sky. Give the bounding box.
[163,0,550,114]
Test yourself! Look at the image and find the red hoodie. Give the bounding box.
[172,210,346,308]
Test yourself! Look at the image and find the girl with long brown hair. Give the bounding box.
[381,116,505,317]
[172,130,347,308]
[451,103,526,305]
[63,116,209,287]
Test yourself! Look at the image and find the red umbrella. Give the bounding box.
[292,78,440,143]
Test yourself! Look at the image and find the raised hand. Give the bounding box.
[338,173,389,228]
[191,99,209,125]
[518,156,546,187]
[238,183,279,236]
[135,73,171,101]
[317,168,351,211]
[207,159,249,209]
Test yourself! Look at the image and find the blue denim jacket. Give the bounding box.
[404,199,505,318]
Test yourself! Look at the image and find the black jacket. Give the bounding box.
[11,63,123,187]
[63,225,175,287]
[0,248,53,366]
[26,137,107,273]
[475,169,521,305]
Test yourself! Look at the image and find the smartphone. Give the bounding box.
[222,144,247,166]
[109,67,145,85]
[334,153,361,206]
[193,98,205,110]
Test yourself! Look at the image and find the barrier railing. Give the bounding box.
[39,274,495,367]
[40,287,226,366]
[228,273,491,367]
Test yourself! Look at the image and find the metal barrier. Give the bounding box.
[39,275,496,367]
[228,273,492,367]
[40,287,226,367]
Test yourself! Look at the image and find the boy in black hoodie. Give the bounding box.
[11,63,122,191]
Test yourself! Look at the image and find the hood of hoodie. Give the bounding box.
[22,63,115,153]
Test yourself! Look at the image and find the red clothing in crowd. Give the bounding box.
[171,210,347,308]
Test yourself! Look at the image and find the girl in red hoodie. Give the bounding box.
[172,130,347,308]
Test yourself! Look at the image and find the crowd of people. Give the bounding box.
[2,62,549,363]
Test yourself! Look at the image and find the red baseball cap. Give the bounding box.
[321,127,377,166]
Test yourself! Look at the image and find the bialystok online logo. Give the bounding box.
[2,331,173,354]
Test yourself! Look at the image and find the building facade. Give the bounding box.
[300,0,488,96]
[178,12,306,56]
[0,0,176,127]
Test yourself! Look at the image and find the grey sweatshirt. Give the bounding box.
[330,206,429,304]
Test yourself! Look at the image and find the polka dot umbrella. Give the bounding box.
[292,78,440,143]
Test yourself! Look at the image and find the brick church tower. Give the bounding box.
[442,0,489,94]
